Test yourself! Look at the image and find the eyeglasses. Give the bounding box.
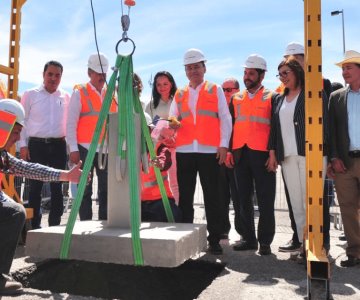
[222,87,238,93]
[276,70,292,78]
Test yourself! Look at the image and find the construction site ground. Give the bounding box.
[4,179,360,300]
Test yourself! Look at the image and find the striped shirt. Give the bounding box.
[0,151,61,203]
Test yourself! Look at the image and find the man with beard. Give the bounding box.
[227,54,276,255]
[19,61,69,229]
[66,53,117,221]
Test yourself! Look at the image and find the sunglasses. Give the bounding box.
[276,70,292,78]
[222,87,238,93]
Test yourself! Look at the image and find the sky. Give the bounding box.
[0,0,359,103]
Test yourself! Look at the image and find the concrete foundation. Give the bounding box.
[26,221,207,267]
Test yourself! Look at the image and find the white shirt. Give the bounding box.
[169,81,232,153]
[145,98,173,120]
[279,94,299,157]
[66,82,106,153]
[19,85,70,148]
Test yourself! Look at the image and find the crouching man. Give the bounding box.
[0,99,82,295]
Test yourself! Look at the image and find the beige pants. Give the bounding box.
[334,158,360,258]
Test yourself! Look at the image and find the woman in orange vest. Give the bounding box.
[141,118,182,222]
[0,99,82,296]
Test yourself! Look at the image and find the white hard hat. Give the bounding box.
[0,99,25,126]
[87,52,109,73]
[284,42,304,56]
[183,48,207,65]
[243,54,267,71]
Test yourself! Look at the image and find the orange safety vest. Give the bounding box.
[0,110,16,148]
[74,83,117,144]
[232,87,272,151]
[174,81,220,147]
[141,157,173,201]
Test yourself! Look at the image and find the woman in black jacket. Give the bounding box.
[269,57,306,246]
[268,56,329,247]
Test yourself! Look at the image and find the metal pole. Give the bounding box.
[341,10,346,54]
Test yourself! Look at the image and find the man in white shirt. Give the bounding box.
[66,53,116,221]
[169,48,232,255]
[19,61,70,229]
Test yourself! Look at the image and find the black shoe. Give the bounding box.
[339,233,347,241]
[259,244,272,255]
[208,243,223,255]
[340,255,360,267]
[278,240,301,252]
[233,240,258,251]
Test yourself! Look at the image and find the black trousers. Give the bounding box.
[218,164,242,235]
[234,146,276,245]
[78,145,108,221]
[28,138,67,228]
[176,152,223,245]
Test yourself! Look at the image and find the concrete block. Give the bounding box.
[26,221,207,267]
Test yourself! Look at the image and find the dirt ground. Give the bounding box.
[12,259,225,300]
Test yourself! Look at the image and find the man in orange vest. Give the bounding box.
[66,53,117,221]
[169,48,232,255]
[0,99,82,296]
[227,54,276,255]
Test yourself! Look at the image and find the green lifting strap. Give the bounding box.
[117,55,144,265]
[59,55,144,265]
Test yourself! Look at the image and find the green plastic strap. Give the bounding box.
[117,56,143,265]
[59,56,121,259]
[135,98,175,223]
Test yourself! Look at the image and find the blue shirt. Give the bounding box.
[347,87,360,151]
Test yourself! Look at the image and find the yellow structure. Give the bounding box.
[0,0,32,219]
[304,0,330,299]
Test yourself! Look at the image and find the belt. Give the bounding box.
[348,150,360,158]
[29,137,65,144]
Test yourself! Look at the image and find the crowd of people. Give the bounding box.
[0,43,360,295]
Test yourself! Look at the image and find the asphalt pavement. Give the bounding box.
[4,197,360,300]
